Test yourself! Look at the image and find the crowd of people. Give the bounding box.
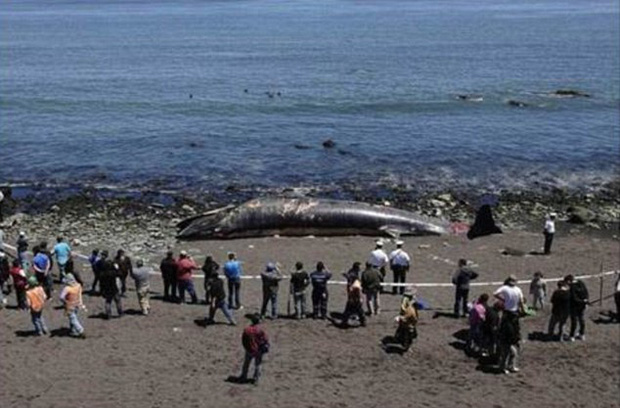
[1,226,619,382]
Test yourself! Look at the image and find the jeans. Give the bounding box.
[227,278,241,309]
[104,293,123,317]
[31,311,48,335]
[208,300,235,324]
[365,290,380,315]
[260,290,278,318]
[467,322,482,351]
[91,270,100,293]
[58,262,67,279]
[454,288,469,317]
[569,307,586,337]
[68,308,84,336]
[499,344,519,371]
[391,265,408,295]
[532,293,545,310]
[178,279,197,303]
[312,289,328,318]
[240,351,263,382]
[293,292,306,319]
[544,232,554,255]
[18,251,28,269]
[548,313,568,339]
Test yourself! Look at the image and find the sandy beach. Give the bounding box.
[1,222,618,408]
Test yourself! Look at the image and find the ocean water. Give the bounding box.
[1,0,618,197]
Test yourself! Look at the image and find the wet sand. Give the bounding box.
[1,230,619,408]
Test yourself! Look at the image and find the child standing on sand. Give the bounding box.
[529,271,547,310]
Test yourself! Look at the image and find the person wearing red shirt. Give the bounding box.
[239,314,269,385]
[9,259,28,310]
[176,250,198,304]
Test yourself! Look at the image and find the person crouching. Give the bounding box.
[340,277,366,328]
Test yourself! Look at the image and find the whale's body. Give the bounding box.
[177,197,448,239]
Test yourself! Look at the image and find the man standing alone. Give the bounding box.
[389,240,411,295]
[238,314,269,385]
[543,212,556,255]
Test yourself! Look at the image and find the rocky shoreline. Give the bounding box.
[1,183,618,259]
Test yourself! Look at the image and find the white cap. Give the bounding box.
[0,252,5,258]
[395,240,404,246]
[179,250,188,256]
[375,240,383,247]
[549,212,557,218]
[19,231,25,236]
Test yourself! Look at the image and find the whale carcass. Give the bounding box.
[177,197,449,239]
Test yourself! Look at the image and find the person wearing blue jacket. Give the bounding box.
[310,262,332,319]
[224,252,243,310]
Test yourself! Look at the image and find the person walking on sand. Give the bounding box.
[52,236,72,280]
[177,251,199,304]
[310,261,331,319]
[25,276,48,336]
[566,274,589,341]
[389,240,411,295]
[547,280,570,341]
[368,240,389,283]
[452,259,479,318]
[238,313,270,385]
[361,262,382,316]
[529,271,547,310]
[160,250,178,302]
[206,270,236,325]
[59,273,86,338]
[202,255,219,304]
[88,249,100,294]
[16,231,28,269]
[131,259,151,315]
[99,251,123,319]
[260,263,282,319]
[343,262,362,288]
[290,261,310,319]
[224,252,243,310]
[543,212,556,255]
[494,275,525,374]
[114,249,133,296]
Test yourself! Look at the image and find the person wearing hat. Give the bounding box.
[389,240,411,295]
[59,273,85,338]
[452,259,479,318]
[206,270,236,325]
[99,250,123,319]
[367,240,389,281]
[223,252,243,310]
[131,259,152,316]
[543,213,556,255]
[260,262,282,319]
[16,231,28,269]
[176,250,199,304]
[25,275,48,336]
[494,275,525,374]
[238,313,269,385]
[159,250,178,302]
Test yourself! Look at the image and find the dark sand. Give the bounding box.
[1,230,619,408]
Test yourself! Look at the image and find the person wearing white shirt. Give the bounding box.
[543,213,556,255]
[367,241,389,283]
[389,240,411,295]
[494,275,525,374]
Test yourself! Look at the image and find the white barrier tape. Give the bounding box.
[2,243,618,288]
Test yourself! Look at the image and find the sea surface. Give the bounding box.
[1,0,618,198]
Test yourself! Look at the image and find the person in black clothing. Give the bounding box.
[452,259,479,317]
[310,262,331,319]
[343,262,362,288]
[202,255,219,304]
[160,251,178,302]
[207,271,235,325]
[290,261,310,319]
[547,280,570,341]
[99,255,123,319]
[64,258,84,286]
[482,302,501,360]
[566,275,589,341]
[114,249,133,296]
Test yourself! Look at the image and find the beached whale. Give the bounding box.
[177,197,449,239]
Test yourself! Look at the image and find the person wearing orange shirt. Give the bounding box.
[25,276,48,336]
[59,274,86,338]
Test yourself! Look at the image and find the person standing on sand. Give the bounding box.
[25,276,48,336]
[202,255,219,304]
[93,250,109,296]
[290,261,310,319]
[529,271,546,310]
[224,252,243,310]
[16,231,28,269]
[160,250,178,302]
[389,240,411,295]
[547,280,570,341]
[494,275,525,374]
[114,249,133,296]
[310,261,331,319]
[10,258,28,310]
[99,251,123,319]
[32,245,52,298]
[88,249,100,294]
[238,313,269,385]
[367,240,389,283]
[0,252,10,308]
[543,212,556,255]
[177,250,199,304]
[341,277,366,327]
[260,263,282,320]
[361,262,382,316]
[566,274,588,341]
[59,273,86,338]
[452,259,479,318]
[52,236,72,280]
[131,259,151,315]
[38,241,54,279]
[206,270,236,325]
[466,293,488,354]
